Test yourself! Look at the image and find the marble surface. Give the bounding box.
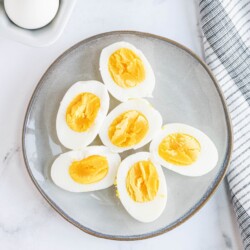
[0,0,243,249]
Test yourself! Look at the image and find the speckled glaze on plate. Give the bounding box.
[22,31,233,240]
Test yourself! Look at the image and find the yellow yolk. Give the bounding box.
[126,160,159,202]
[108,110,149,147]
[108,48,146,88]
[158,133,201,166]
[66,92,100,132]
[69,155,108,184]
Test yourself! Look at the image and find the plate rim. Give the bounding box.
[22,30,233,241]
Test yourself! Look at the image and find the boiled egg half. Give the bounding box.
[56,81,109,150]
[51,146,121,192]
[116,152,167,223]
[150,123,218,176]
[99,42,155,102]
[99,99,162,153]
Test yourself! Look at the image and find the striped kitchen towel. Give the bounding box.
[199,0,250,248]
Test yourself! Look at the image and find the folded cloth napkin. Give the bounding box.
[199,0,250,248]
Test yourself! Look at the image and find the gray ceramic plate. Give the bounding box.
[22,31,232,240]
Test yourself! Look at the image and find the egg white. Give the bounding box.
[56,81,110,150]
[150,123,219,177]
[116,152,167,223]
[51,146,121,192]
[99,42,155,102]
[99,99,163,153]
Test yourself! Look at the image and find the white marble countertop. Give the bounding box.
[0,0,244,249]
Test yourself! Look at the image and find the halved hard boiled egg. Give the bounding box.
[116,152,167,223]
[56,81,109,150]
[99,42,155,102]
[99,99,162,153]
[51,146,121,192]
[150,123,218,176]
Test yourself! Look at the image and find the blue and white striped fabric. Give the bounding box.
[199,0,250,248]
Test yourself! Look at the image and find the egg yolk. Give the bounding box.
[158,133,201,166]
[108,48,146,88]
[69,155,108,184]
[66,92,100,132]
[126,160,159,202]
[108,110,149,147]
